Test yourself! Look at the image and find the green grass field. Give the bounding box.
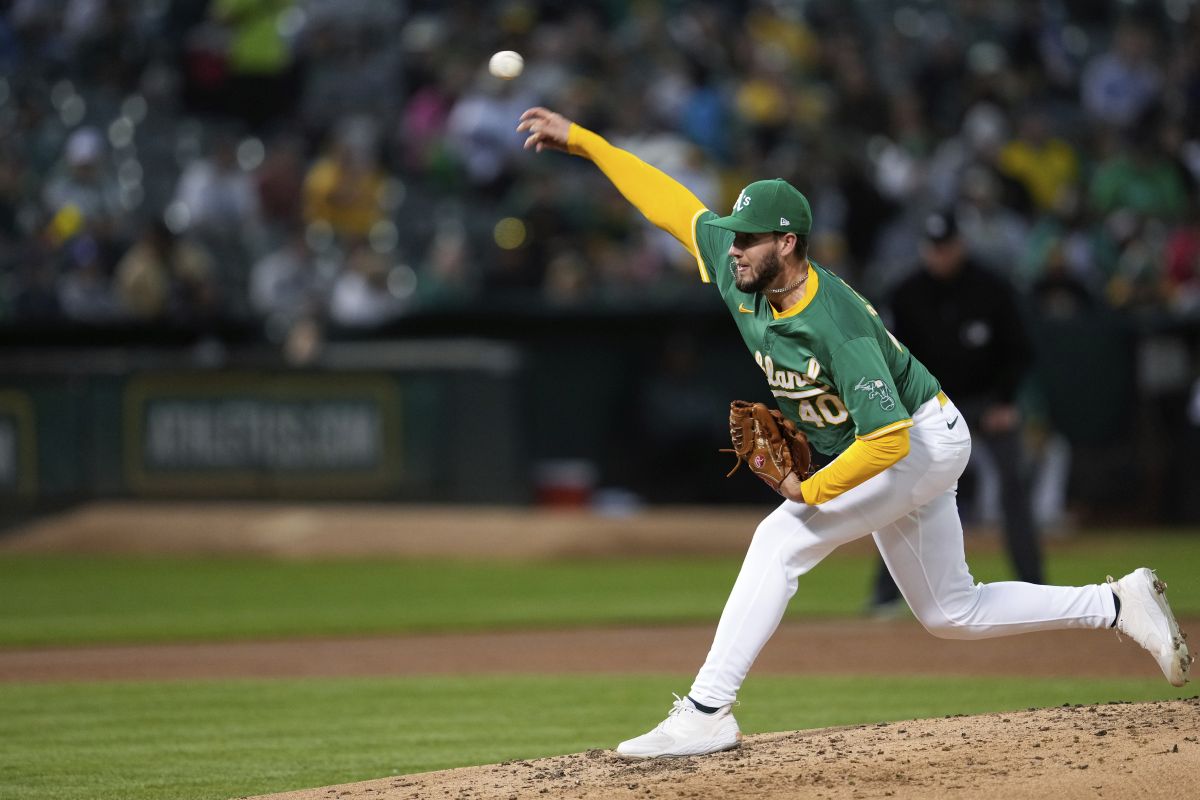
[1,532,1198,646]
[2,530,1198,800]
[0,674,1187,800]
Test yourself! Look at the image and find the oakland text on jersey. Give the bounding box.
[754,350,851,430]
[753,351,826,398]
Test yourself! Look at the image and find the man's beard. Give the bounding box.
[735,249,782,293]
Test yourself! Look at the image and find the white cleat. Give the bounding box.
[615,694,742,759]
[1108,568,1192,687]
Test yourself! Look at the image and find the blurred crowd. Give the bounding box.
[4,0,1200,342]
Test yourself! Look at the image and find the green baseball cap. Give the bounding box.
[704,179,812,235]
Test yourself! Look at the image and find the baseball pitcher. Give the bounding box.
[517,107,1191,759]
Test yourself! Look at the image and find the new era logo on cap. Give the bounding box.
[780,217,790,226]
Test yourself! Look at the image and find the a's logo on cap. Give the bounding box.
[734,191,752,212]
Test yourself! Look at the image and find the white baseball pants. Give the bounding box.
[689,394,1117,707]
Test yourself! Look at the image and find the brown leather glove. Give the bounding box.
[721,401,813,494]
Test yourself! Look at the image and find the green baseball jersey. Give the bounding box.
[692,210,941,457]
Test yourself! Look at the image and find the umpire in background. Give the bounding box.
[869,210,1044,612]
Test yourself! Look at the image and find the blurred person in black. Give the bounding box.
[868,210,1044,614]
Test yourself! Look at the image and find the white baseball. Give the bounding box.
[488,50,524,80]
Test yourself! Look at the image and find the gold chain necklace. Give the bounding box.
[764,274,807,295]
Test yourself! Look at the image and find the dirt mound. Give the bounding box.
[247,699,1199,800]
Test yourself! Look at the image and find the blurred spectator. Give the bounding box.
[1089,132,1189,223]
[303,116,388,241]
[42,127,119,225]
[209,0,298,128]
[297,2,405,133]
[1099,210,1170,310]
[913,30,968,137]
[926,102,1023,213]
[254,133,306,234]
[542,247,591,305]
[328,244,410,328]
[172,130,262,244]
[678,62,731,161]
[11,258,61,321]
[1165,206,1200,313]
[396,65,461,177]
[445,74,534,191]
[0,145,31,245]
[733,60,792,156]
[249,226,323,322]
[998,110,1080,213]
[955,165,1031,276]
[1028,241,1096,322]
[807,147,880,291]
[870,92,929,208]
[1081,19,1162,130]
[282,314,323,365]
[115,221,217,321]
[414,223,478,307]
[1016,186,1104,295]
[57,235,120,322]
[831,48,888,138]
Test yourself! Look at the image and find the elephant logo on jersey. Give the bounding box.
[854,377,896,411]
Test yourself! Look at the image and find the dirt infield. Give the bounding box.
[1,619,1193,683]
[248,699,1200,800]
[0,501,782,560]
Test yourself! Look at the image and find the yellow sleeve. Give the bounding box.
[799,427,911,505]
[567,124,708,256]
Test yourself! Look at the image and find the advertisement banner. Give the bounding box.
[124,373,401,496]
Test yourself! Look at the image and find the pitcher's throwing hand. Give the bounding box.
[517,107,571,153]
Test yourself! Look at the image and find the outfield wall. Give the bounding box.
[0,340,528,503]
[2,306,1197,518]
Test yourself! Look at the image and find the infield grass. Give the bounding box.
[1,532,1198,646]
[0,673,1189,800]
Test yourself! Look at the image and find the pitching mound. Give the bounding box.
[250,699,1199,800]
